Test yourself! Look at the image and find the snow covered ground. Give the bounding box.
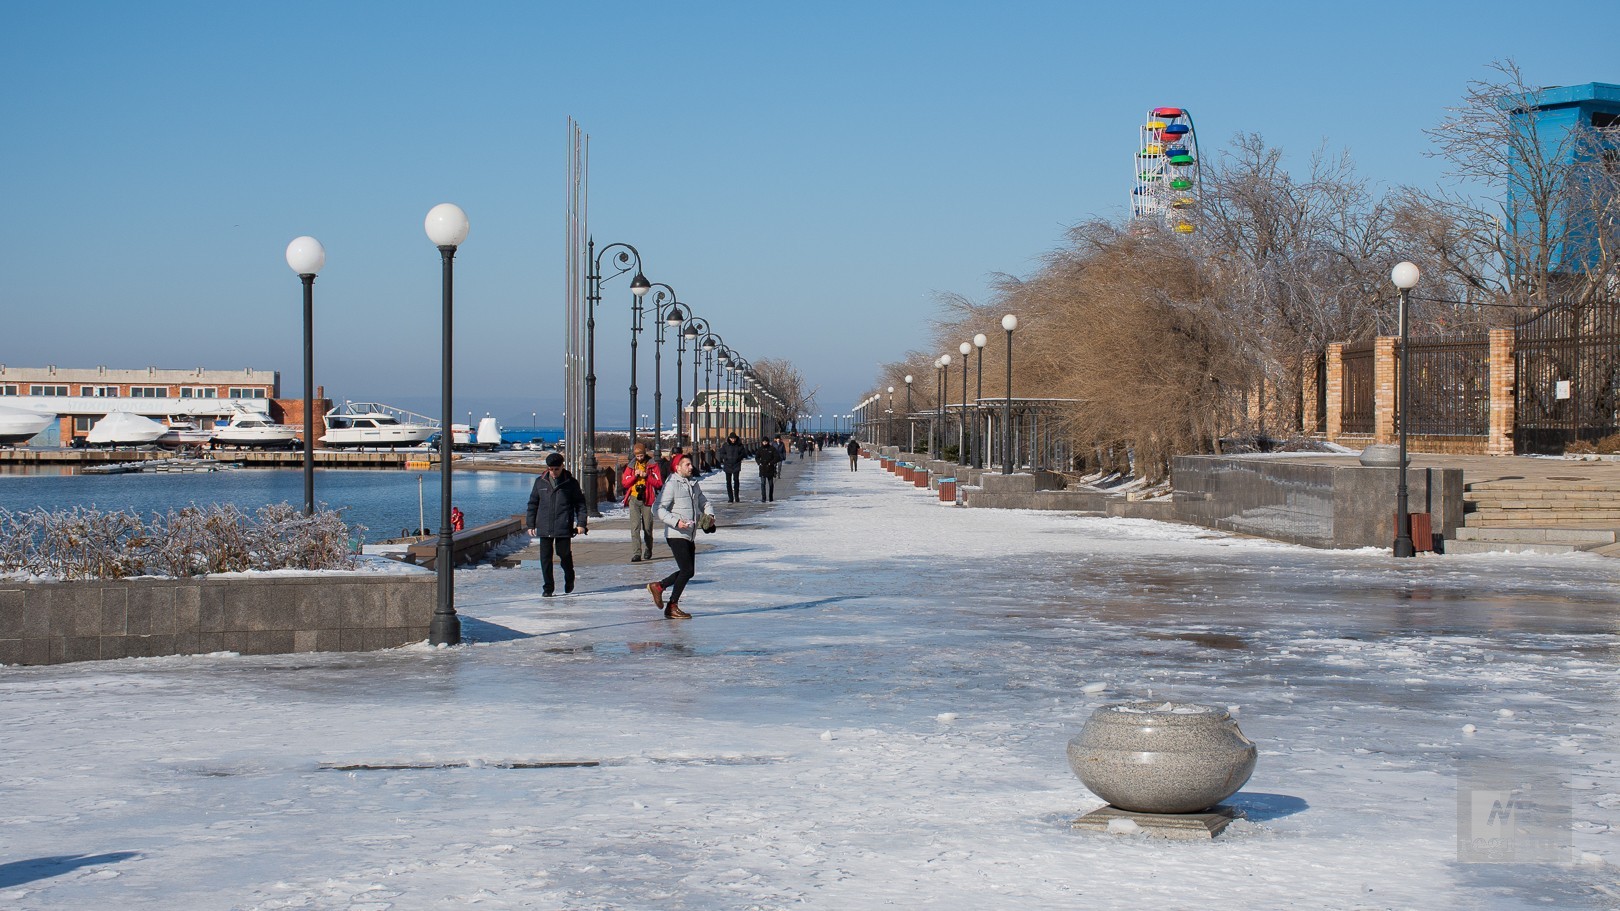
[1,451,1616,909]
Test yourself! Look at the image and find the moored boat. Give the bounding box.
[156,417,214,448]
[321,402,438,448]
[86,412,167,446]
[0,404,56,446]
[212,408,299,449]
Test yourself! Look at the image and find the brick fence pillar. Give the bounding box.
[1325,343,1344,440]
[1374,336,1398,445]
[1301,351,1322,434]
[1488,328,1516,456]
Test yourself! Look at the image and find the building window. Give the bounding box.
[0,385,15,396]
[179,387,218,399]
[130,386,168,398]
[29,385,69,396]
[73,416,99,432]
[228,387,268,399]
[85,386,119,398]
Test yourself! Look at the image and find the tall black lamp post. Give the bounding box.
[1391,261,1421,558]
[425,203,469,646]
[904,374,913,451]
[973,333,987,468]
[585,239,650,517]
[643,284,685,456]
[284,235,325,517]
[938,354,951,458]
[958,341,971,463]
[1001,314,1017,474]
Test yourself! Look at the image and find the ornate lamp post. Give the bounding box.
[939,354,951,458]
[585,239,650,517]
[1001,314,1017,475]
[684,319,714,450]
[904,374,914,451]
[959,341,972,463]
[424,203,469,647]
[1391,262,1421,558]
[886,386,895,447]
[642,284,686,456]
[284,235,325,517]
[973,333,987,468]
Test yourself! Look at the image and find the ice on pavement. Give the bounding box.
[1,451,1616,909]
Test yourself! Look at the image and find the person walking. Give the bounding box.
[621,443,663,562]
[648,455,714,619]
[755,435,780,502]
[717,432,747,503]
[846,437,860,471]
[525,452,587,597]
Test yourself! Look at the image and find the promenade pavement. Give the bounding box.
[0,448,1615,910]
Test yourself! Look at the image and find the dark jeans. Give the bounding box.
[659,538,696,604]
[724,470,741,502]
[760,476,775,501]
[849,454,858,471]
[538,536,574,594]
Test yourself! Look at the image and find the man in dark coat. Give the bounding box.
[717,432,747,503]
[755,436,780,502]
[846,437,860,471]
[525,452,587,596]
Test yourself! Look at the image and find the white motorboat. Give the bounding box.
[157,417,215,448]
[86,412,167,446]
[0,404,55,446]
[212,409,299,448]
[321,401,439,448]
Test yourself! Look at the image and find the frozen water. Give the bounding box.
[0,451,1616,909]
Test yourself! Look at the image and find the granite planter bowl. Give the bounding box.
[1067,702,1257,814]
[1358,444,1407,468]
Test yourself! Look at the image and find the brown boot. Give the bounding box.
[647,582,665,612]
[664,602,691,619]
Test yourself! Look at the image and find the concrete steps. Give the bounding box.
[1456,479,1620,554]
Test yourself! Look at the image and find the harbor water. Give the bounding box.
[0,467,540,541]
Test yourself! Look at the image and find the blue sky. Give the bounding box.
[3,1,1616,428]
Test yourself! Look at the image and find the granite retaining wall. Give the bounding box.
[0,570,436,667]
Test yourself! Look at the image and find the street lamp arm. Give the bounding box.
[591,241,644,284]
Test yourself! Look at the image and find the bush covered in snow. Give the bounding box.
[0,503,362,580]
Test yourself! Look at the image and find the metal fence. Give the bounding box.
[1405,336,1489,436]
[1515,300,1620,453]
[1340,341,1375,434]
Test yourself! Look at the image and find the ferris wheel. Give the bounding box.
[1131,106,1200,234]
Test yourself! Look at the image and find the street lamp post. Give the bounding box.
[939,355,951,459]
[584,239,650,517]
[640,284,686,456]
[904,375,913,452]
[886,386,895,447]
[959,341,971,464]
[973,333,986,468]
[425,203,469,647]
[1391,262,1420,558]
[1002,314,1017,474]
[284,235,325,517]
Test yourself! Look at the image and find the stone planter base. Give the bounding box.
[0,566,436,666]
[1072,804,1244,840]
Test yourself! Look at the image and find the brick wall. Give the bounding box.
[1324,332,1518,456]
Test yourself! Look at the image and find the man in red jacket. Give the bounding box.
[621,443,664,563]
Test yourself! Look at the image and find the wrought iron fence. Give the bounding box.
[1405,336,1489,436]
[1514,300,1620,453]
[1340,341,1374,434]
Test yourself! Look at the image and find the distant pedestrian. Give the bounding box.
[846,438,860,471]
[450,506,465,532]
[717,432,746,503]
[525,452,587,597]
[648,455,714,619]
[773,435,788,465]
[756,436,780,502]
[621,443,663,563]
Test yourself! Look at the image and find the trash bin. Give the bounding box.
[939,478,956,502]
[913,468,929,488]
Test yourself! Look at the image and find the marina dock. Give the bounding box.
[0,448,559,473]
